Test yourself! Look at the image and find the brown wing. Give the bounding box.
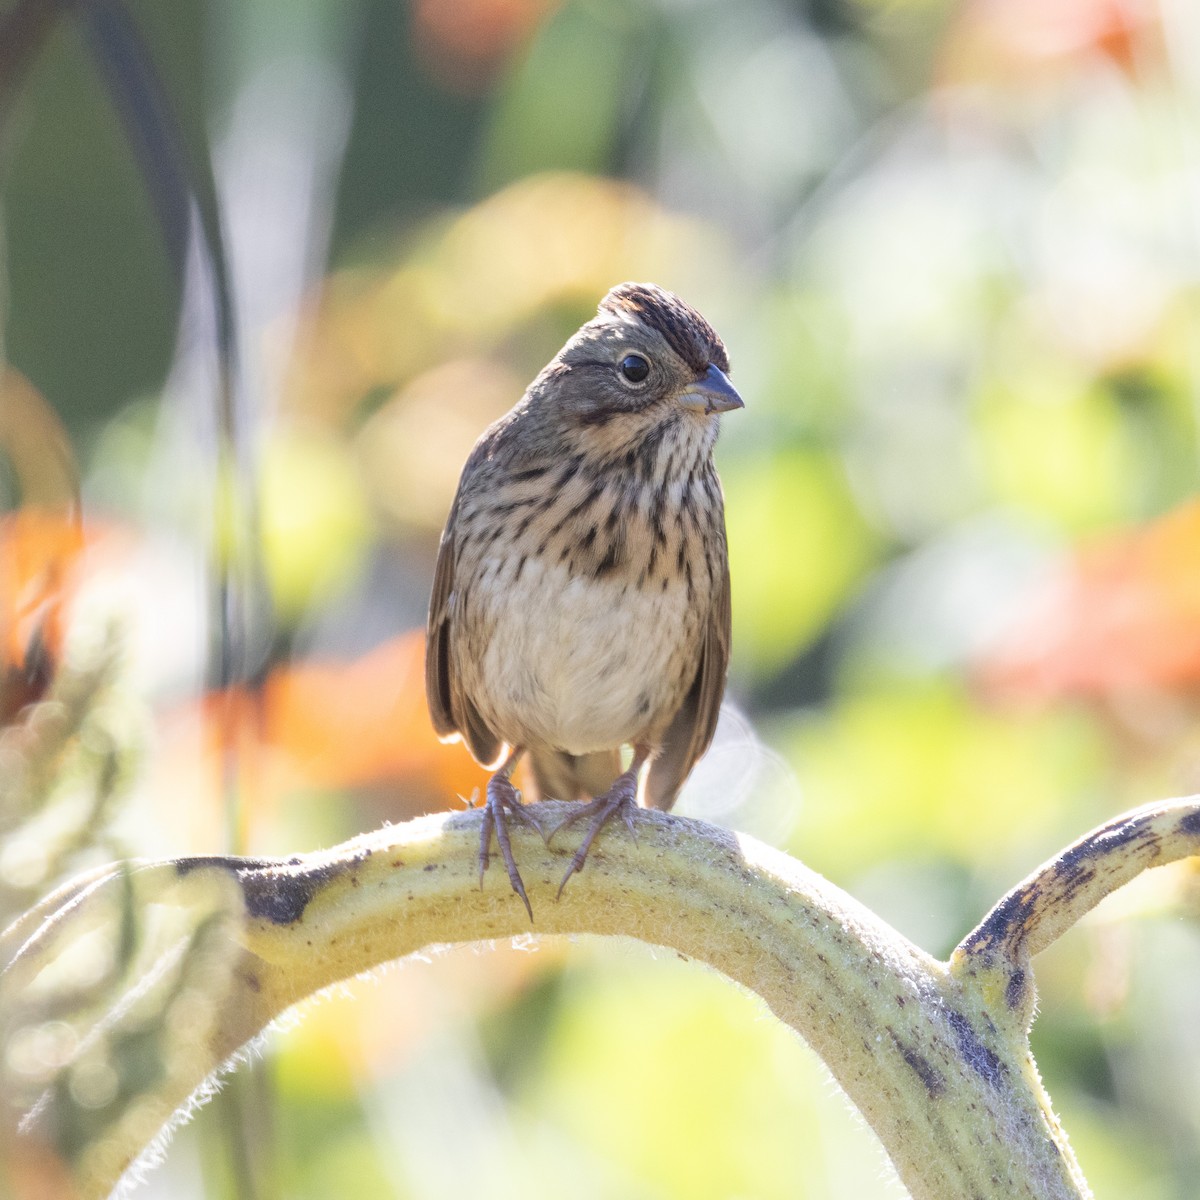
[425,497,504,769]
[644,544,731,811]
[424,521,459,739]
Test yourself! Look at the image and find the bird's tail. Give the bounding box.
[526,748,623,802]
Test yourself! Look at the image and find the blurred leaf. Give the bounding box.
[258,424,373,622]
[278,1126,396,1200]
[977,369,1137,531]
[1,862,246,1199]
[356,358,528,532]
[2,0,193,427]
[477,0,652,190]
[725,446,878,672]
[286,172,735,436]
[781,677,1107,876]
[751,289,852,438]
[527,949,899,1200]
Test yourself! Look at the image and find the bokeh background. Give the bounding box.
[3,0,1200,1195]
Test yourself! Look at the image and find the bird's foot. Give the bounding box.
[546,768,639,898]
[479,774,539,920]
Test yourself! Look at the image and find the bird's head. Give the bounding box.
[528,282,743,456]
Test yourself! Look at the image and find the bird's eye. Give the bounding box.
[619,354,650,384]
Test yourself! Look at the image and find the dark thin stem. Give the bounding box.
[73,6,270,1195]
[0,0,61,126]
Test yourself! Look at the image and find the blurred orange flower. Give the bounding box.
[413,0,561,92]
[0,369,86,719]
[938,0,1160,86]
[0,509,89,722]
[1,509,84,671]
[164,631,491,844]
[981,499,1200,701]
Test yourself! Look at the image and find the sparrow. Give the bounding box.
[425,282,742,917]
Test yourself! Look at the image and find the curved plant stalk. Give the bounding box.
[4,796,1199,1199]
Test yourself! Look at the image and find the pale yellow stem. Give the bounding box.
[3,802,1108,1199]
[11,797,1200,1199]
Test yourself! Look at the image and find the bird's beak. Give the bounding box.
[677,364,744,415]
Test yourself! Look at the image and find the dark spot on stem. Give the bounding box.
[888,1029,945,1098]
[945,1009,1006,1089]
[175,850,372,925]
[1005,967,1028,1011]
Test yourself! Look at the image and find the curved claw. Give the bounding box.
[479,776,535,921]
[550,771,640,899]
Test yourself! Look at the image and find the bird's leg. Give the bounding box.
[547,745,651,898]
[479,750,539,920]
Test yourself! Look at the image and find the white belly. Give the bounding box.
[468,555,695,754]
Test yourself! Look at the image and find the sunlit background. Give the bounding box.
[3,0,1200,1195]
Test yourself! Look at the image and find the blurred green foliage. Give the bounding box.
[4,0,1200,1195]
